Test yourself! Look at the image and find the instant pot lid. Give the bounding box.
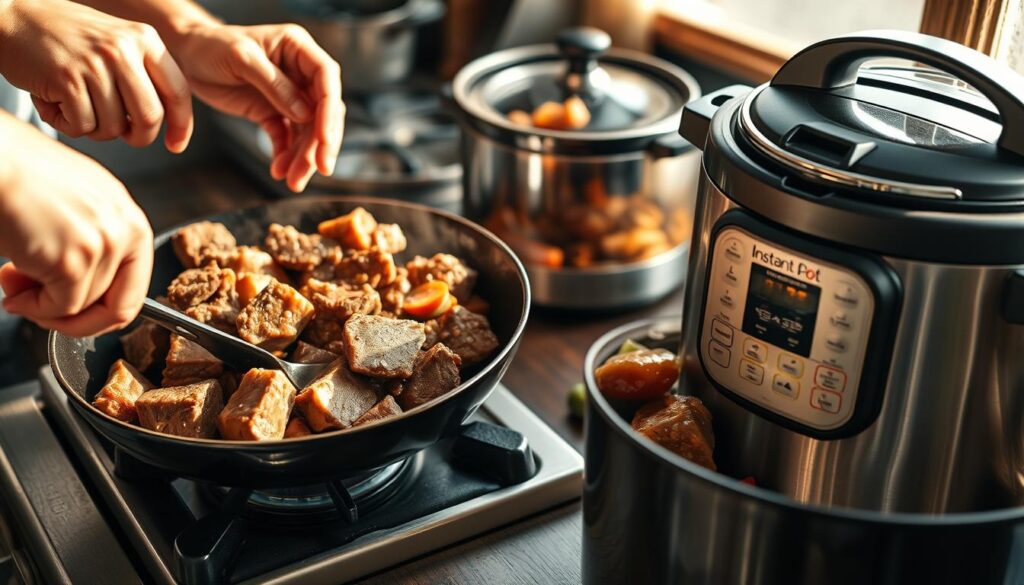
[453,27,700,155]
[742,31,1024,205]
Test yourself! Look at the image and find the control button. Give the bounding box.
[834,282,859,307]
[777,353,804,377]
[739,359,764,385]
[830,310,853,331]
[814,365,847,392]
[742,338,767,363]
[720,288,736,309]
[708,340,731,368]
[771,374,800,399]
[810,387,842,413]
[723,264,740,286]
[711,319,734,347]
[723,238,743,262]
[825,334,849,353]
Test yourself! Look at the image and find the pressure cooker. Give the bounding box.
[679,29,1024,514]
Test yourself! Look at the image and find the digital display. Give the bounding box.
[742,263,821,357]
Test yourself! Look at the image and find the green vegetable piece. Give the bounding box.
[568,382,586,419]
[616,339,648,355]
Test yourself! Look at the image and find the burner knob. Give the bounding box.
[453,422,538,486]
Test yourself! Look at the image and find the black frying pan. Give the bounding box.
[49,197,530,488]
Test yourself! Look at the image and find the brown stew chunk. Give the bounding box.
[354,395,403,427]
[120,322,170,373]
[334,249,397,288]
[136,380,224,439]
[172,221,236,268]
[208,246,288,281]
[264,223,340,272]
[434,307,499,367]
[185,296,240,334]
[406,253,478,303]
[343,314,425,378]
[371,223,407,254]
[631,395,715,471]
[162,334,224,387]
[166,266,235,310]
[379,266,411,315]
[300,279,381,320]
[399,343,461,410]
[284,417,313,438]
[293,358,378,431]
[595,348,679,401]
[217,369,297,441]
[236,272,276,307]
[236,281,315,352]
[318,207,378,251]
[93,359,154,423]
[291,340,339,364]
[301,317,347,349]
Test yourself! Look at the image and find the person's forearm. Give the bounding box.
[72,0,219,49]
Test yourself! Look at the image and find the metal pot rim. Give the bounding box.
[583,316,1024,525]
[286,0,441,28]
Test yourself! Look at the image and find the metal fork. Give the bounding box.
[139,298,333,389]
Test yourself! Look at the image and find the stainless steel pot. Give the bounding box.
[285,0,444,91]
[451,27,701,309]
[678,30,1024,514]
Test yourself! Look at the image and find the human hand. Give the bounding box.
[0,0,193,151]
[0,113,154,337]
[166,23,344,192]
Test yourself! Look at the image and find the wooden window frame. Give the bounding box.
[653,0,1012,82]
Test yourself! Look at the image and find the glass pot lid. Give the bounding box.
[452,27,700,155]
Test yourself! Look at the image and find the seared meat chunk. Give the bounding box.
[136,380,224,439]
[334,249,397,288]
[284,417,312,438]
[297,263,336,288]
[294,358,378,431]
[162,335,223,386]
[631,395,715,471]
[371,224,407,254]
[219,370,241,399]
[379,267,411,315]
[434,307,499,367]
[166,266,236,310]
[217,369,297,441]
[343,314,425,378]
[120,322,170,373]
[93,359,154,422]
[318,207,377,251]
[209,246,289,282]
[301,279,381,320]
[185,297,240,334]
[236,281,315,351]
[354,395,403,427]
[236,272,275,307]
[172,221,236,268]
[291,340,338,364]
[264,223,339,272]
[406,254,477,302]
[399,343,461,410]
[302,317,347,349]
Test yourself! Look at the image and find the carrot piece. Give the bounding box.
[403,281,451,319]
[507,109,533,126]
[318,207,378,250]
[532,101,567,130]
[563,95,591,129]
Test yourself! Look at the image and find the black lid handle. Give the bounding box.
[557,27,611,75]
[771,29,1024,158]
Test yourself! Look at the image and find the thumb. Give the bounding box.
[231,41,312,124]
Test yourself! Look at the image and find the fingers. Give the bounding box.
[31,90,97,137]
[231,39,312,124]
[141,38,194,153]
[286,124,318,192]
[315,99,344,175]
[84,68,128,141]
[114,51,167,149]
[0,263,40,299]
[279,26,342,174]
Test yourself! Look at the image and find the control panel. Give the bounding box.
[699,225,876,431]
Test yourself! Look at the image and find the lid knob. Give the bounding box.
[556,27,612,106]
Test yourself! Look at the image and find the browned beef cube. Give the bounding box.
[324,340,347,355]
[219,370,241,400]
[93,359,154,422]
[406,254,478,302]
[217,369,296,441]
[136,380,224,439]
[264,223,340,272]
[435,307,499,367]
[297,262,336,289]
[631,395,716,471]
[185,297,240,334]
[162,335,223,386]
[207,246,288,282]
[379,267,411,315]
[371,224,407,254]
[120,322,170,373]
[236,281,315,351]
[167,266,236,310]
[421,318,441,349]
[293,358,378,431]
[301,317,347,349]
[301,279,381,320]
[343,314,425,378]
[291,340,338,364]
[284,417,312,438]
[172,221,236,268]
[399,344,461,410]
[334,249,397,288]
[354,395,403,427]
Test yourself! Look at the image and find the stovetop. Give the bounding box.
[0,368,582,584]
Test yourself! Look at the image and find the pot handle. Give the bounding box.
[771,29,1024,158]
[679,85,753,151]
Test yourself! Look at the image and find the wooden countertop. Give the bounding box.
[125,160,684,585]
